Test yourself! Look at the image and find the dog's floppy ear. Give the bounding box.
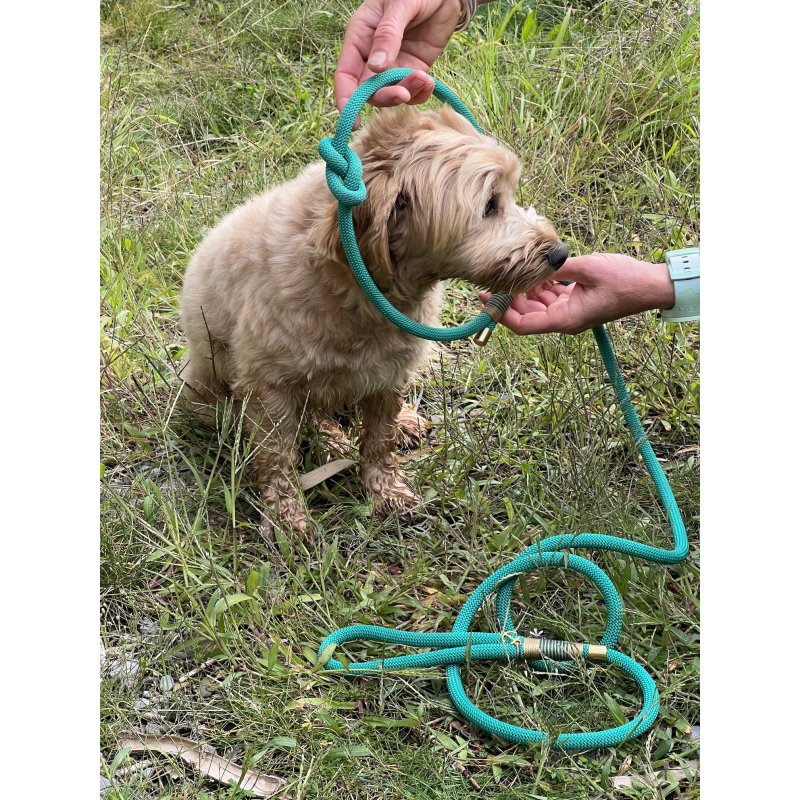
[351,168,406,293]
[312,180,403,293]
[313,199,347,267]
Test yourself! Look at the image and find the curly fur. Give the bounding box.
[179,105,562,542]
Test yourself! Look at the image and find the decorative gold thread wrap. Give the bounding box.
[483,304,505,324]
[521,639,606,662]
[522,638,541,660]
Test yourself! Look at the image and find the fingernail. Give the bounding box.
[411,77,426,90]
[370,51,387,68]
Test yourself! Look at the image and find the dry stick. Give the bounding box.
[173,658,219,691]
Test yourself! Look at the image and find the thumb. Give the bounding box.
[368,2,419,71]
[548,254,603,286]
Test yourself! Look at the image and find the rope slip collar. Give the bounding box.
[316,69,690,751]
[318,68,514,346]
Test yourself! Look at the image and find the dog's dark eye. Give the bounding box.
[483,196,498,218]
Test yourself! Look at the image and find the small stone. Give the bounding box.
[109,659,140,684]
[430,415,444,424]
[690,725,700,740]
[469,408,485,418]
[159,675,175,693]
[142,691,151,699]
[139,620,158,637]
[100,776,112,796]
[133,698,151,711]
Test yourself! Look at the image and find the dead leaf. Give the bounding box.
[613,759,698,789]
[398,446,434,463]
[668,659,682,672]
[300,459,356,491]
[118,734,285,798]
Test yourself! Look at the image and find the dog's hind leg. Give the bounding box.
[178,336,233,424]
[235,381,309,542]
[396,402,429,448]
[311,414,354,462]
[359,387,422,519]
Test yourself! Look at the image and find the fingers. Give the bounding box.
[335,18,371,113]
[478,291,547,320]
[368,71,433,107]
[500,306,552,336]
[400,70,435,104]
[371,84,412,107]
[367,2,421,72]
[478,291,572,335]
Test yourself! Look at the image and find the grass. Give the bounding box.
[100,1,700,797]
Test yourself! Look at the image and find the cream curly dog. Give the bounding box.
[180,105,566,542]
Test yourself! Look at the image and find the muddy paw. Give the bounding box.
[373,481,423,521]
[397,403,429,448]
[259,495,310,544]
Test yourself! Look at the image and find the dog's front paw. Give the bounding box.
[259,494,311,545]
[397,403,429,449]
[363,464,422,520]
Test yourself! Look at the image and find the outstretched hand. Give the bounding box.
[335,0,463,120]
[479,254,676,335]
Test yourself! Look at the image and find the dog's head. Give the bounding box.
[315,105,566,298]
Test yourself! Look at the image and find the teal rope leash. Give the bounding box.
[319,326,688,750]
[317,72,690,750]
[318,68,513,343]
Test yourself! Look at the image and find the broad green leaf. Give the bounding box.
[211,593,254,625]
[363,715,420,729]
[549,7,571,61]
[603,692,628,726]
[600,754,613,790]
[495,1,525,41]
[264,736,297,750]
[433,730,459,750]
[325,745,371,760]
[316,643,337,667]
[652,736,673,760]
[109,747,132,776]
[521,10,537,41]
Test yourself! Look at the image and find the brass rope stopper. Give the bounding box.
[519,638,608,663]
[473,293,514,347]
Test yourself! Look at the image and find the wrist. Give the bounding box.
[652,261,677,310]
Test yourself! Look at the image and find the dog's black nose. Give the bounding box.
[548,243,569,270]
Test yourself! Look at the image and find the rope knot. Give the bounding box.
[318,137,366,208]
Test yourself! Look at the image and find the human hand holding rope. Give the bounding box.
[479,253,677,335]
[335,1,498,123]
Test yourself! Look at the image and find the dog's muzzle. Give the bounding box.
[548,243,569,270]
